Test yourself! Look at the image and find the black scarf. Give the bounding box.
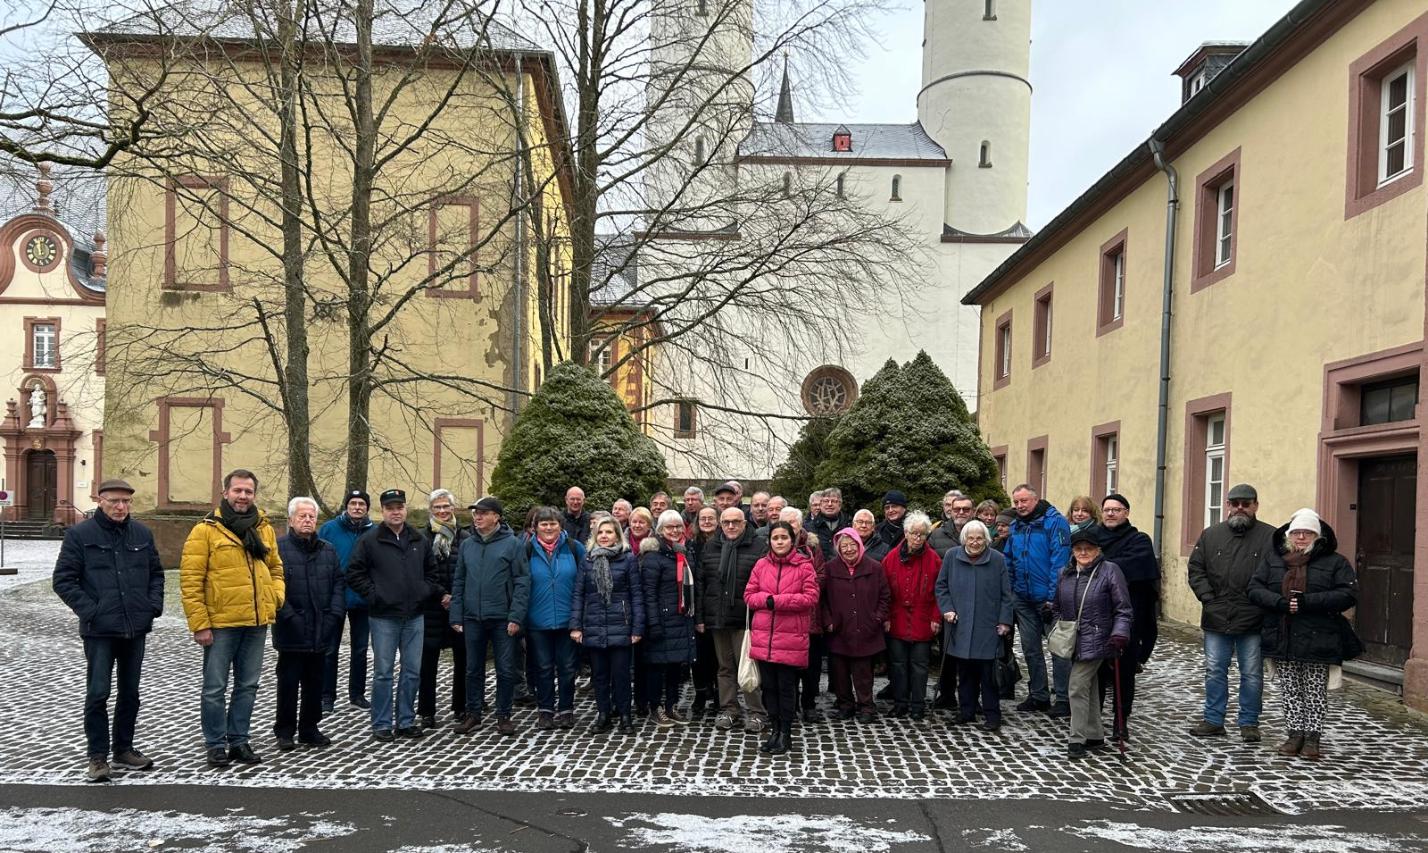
[340,513,371,534]
[719,531,744,596]
[214,499,269,560]
[290,532,322,553]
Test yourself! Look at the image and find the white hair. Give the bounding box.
[684,486,704,499]
[657,509,685,530]
[853,508,875,523]
[780,506,803,525]
[903,511,933,535]
[960,520,991,545]
[428,488,456,506]
[287,496,319,518]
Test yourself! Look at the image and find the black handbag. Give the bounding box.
[1337,614,1364,662]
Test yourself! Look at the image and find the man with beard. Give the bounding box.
[1095,494,1158,741]
[320,489,374,712]
[1187,483,1276,742]
[929,493,975,557]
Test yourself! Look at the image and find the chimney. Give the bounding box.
[1174,42,1248,104]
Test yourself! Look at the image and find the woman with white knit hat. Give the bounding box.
[1247,507,1362,760]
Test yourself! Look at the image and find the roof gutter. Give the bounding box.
[1148,138,1178,560]
[961,0,1348,307]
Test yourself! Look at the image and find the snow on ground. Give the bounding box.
[606,812,930,853]
[1065,819,1417,853]
[0,539,58,591]
[0,806,355,853]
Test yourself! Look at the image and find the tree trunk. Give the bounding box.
[567,0,602,366]
[346,0,376,490]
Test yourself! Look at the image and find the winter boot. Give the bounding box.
[769,717,793,756]
[1300,732,1322,760]
[691,690,710,718]
[1276,731,1305,756]
[760,716,779,754]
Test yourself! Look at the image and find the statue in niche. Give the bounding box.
[27,382,46,428]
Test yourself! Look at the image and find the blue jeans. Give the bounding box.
[369,615,423,732]
[463,618,517,718]
[201,626,268,749]
[1013,597,1069,704]
[1203,630,1263,726]
[324,608,369,704]
[83,635,146,757]
[528,629,576,714]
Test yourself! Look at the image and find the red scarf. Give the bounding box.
[675,552,688,613]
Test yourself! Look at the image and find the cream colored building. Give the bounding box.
[0,166,107,523]
[89,12,573,514]
[965,0,1428,709]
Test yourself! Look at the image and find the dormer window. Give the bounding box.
[1189,67,1208,97]
[832,126,852,152]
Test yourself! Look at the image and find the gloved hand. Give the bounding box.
[1040,602,1056,626]
[1109,635,1129,653]
[766,595,776,611]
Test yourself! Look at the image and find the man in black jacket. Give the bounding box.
[808,488,851,557]
[346,490,440,743]
[696,508,769,733]
[1096,494,1159,740]
[562,486,590,544]
[52,479,164,782]
[1186,483,1276,742]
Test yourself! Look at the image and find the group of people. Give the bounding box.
[52,470,1361,782]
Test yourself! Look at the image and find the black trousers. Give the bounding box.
[956,657,1000,724]
[590,645,633,716]
[798,634,826,711]
[758,661,800,722]
[646,662,682,712]
[83,635,146,757]
[275,650,326,740]
[692,630,718,695]
[418,627,467,719]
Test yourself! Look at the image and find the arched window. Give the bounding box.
[693,137,706,164]
[835,172,846,198]
[984,0,996,20]
[782,171,793,196]
[801,365,859,415]
[890,174,902,201]
[979,140,993,168]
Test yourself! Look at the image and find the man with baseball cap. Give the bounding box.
[53,479,164,782]
[318,488,374,712]
[451,496,529,736]
[346,489,440,742]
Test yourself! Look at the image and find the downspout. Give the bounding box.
[1148,138,1178,559]
[512,55,527,415]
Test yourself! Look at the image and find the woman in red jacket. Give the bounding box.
[882,511,942,720]
[821,527,891,723]
[744,522,819,756]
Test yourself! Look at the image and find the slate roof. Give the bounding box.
[589,236,644,308]
[738,121,948,163]
[0,163,106,293]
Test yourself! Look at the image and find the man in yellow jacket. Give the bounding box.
[180,468,284,768]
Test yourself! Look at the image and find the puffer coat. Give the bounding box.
[1051,556,1133,661]
[882,540,942,642]
[53,514,164,638]
[1247,522,1360,665]
[272,533,345,653]
[180,511,285,633]
[695,525,767,629]
[570,548,647,648]
[820,530,891,658]
[640,536,696,664]
[744,549,819,667]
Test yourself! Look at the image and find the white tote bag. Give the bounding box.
[737,607,761,693]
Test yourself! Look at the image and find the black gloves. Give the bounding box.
[766,595,776,611]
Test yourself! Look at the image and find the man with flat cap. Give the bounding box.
[1187,482,1276,742]
[53,479,164,782]
[346,489,439,742]
[451,496,528,736]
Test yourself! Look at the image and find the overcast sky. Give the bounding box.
[819,0,1300,229]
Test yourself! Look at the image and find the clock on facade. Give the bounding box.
[25,234,58,269]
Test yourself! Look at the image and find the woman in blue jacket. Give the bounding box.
[570,517,645,735]
[526,506,585,730]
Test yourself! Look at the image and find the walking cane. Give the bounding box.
[1113,653,1127,759]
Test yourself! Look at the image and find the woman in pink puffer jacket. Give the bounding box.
[744,521,819,757]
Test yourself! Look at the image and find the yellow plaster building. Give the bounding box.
[965,0,1428,708]
[87,12,573,515]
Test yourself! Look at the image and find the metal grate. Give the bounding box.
[1166,790,1284,816]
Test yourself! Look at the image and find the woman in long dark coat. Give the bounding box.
[571,518,646,735]
[935,520,1014,731]
[419,489,468,729]
[641,510,696,727]
[686,505,720,717]
[820,528,890,723]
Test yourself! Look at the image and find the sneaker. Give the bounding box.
[556,712,576,730]
[419,715,437,730]
[85,756,111,783]
[1047,702,1071,719]
[111,749,154,771]
[535,712,555,731]
[205,746,231,768]
[666,709,690,726]
[373,729,396,742]
[298,731,332,747]
[350,697,372,710]
[397,726,426,739]
[228,743,262,765]
[714,712,736,731]
[1015,698,1051,713]
[1239,725,1262,743]
[453,713,482,734]
[276,736,296,752]
[743,716,766,734]
[1189,720,1227,737]
[495,717,517,736]
[653,708,676,728]
[1068,742,1089,759]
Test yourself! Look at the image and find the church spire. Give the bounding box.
[775,57,795,124]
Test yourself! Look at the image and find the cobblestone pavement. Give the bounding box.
[7,558,1428,815]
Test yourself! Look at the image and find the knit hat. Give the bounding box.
[882,490,909,507]
[1286,507,1321,536]
[1103,493,1130,511]
[343,489,370,509]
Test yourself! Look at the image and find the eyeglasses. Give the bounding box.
[905,531,928,538]
[720,520,743,526]
[1102,507,1126,515]
[1227,500,1255,508]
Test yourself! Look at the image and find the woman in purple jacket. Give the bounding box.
[1053,526,1133,759]
[819,527,890,723]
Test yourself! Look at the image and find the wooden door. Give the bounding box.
[1355,455,1416,667]
[25,450,57,521]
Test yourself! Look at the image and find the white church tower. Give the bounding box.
[918,0,1032,237]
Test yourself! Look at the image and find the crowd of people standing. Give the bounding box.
[51,470,1362,782]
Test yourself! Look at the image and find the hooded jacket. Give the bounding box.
[1005,500,1071,604]
[744,548,820,667]
[449,523,529,626]
[819,528,891,657]
[179,509,285,633]
[1247,522,1360,665]
[882,539,942,642]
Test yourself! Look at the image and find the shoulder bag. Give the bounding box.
[1047,565,1098,660]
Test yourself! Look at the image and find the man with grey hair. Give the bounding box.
[697,507,769,732]
[1004,483,1072,717]
[682,486,705,526]
[611,499,633,530]
[807,490,824,520]
[562,487,590,543]
[809,488,850,556]
[272,497,344,751]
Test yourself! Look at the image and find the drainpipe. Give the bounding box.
[1149,138,1178,560]
[511,55,527,415]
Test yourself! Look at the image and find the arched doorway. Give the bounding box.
[25,450,56,521]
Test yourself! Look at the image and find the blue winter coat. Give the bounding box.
[526,532,585,631]
[319,514,373,610]
[273,533,346,653]
[570,549,646,648]
[639,537,696,665]
[53,514,164,639]
[935,546,1014,660]
[450,524,529,626]
[1006,500,1071,604]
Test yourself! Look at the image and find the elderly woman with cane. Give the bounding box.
[1052,527,1132,758]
